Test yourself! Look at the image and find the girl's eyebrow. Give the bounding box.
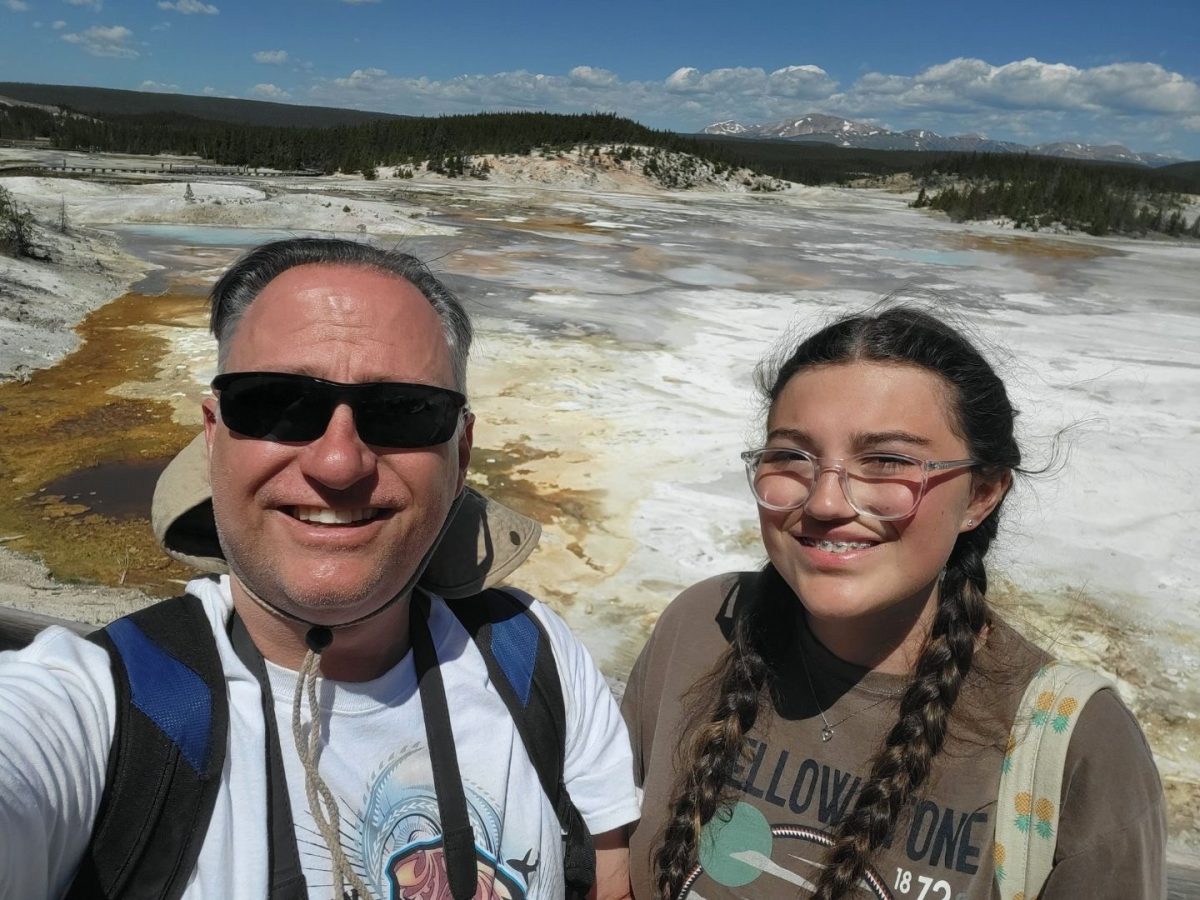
[854,430,933,449]
[765,427,811,444]
[764,427,932,449]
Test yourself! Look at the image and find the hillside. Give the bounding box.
[0,82,404,128]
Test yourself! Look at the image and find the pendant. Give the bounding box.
[821,726,834,742]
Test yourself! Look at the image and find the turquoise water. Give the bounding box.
[882,248,985,266]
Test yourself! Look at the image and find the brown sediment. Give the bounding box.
[467,440,604,541]
[952,232,1119,260]
[0,290,207,594]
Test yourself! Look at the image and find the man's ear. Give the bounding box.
[455,412,474,494]
[961,470,1012,532]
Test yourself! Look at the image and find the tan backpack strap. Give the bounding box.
[994,661,1112,900]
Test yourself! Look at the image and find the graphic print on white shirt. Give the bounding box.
[354,742,533,899]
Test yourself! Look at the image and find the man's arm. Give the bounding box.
[589,826,632,900]
[0,627,114,900]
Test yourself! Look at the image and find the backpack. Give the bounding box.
[992,661,1113,899]
[69,588,594,900]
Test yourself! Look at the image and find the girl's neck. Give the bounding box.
[802,585,939,675]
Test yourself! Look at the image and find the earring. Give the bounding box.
[966,518,975,527]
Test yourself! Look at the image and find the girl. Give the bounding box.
[623,306,1165,899]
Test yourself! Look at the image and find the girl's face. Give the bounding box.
[758,361,1007,650]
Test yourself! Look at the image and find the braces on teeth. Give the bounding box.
[809,539,873,552]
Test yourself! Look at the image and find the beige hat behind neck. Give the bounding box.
[151,433,540,599]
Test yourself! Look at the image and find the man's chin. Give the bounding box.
[229,569,406,630]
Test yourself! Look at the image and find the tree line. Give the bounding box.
[908,153,1200,237]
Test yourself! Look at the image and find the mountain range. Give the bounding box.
[703,113,1180,167]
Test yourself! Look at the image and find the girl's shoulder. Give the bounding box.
[655,572,745,627]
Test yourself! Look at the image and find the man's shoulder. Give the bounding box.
[439,586,582,652]
[2,621,112,673]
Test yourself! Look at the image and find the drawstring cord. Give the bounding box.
[292,628,374,900]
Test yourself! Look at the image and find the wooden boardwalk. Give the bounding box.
[27,162,322,177]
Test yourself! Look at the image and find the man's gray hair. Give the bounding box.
[209,237,472,392]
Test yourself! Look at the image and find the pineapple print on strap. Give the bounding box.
[1051,696,1079,733]
[1030,689,1056,728]
[1028,666,1085,733]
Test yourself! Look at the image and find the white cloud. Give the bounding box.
[157,0,217,13]
[663,65,837,101]
[569,66,618,88]
[52,18,66,27]
[253,49,288,64]
[65,0,102,10]
[61,24,137,58]
[5,0,31,11]
[841,57,1200,119]
[150,19,169,30]
[140,80,180,92]
[252,83,290,100]
[202,85,215,94]
[304,57,1200,155]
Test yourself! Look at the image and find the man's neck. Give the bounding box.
[231,588,414,682]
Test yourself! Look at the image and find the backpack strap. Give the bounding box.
[417,587,596,898]
[412,592,479,900]
[993,661,1113,899]
[450,588,595,898]
[228,613,309,899]
[69,594,229,900]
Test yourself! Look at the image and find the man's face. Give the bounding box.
[203,263,472,627]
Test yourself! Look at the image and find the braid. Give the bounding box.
[653,575,784,899]
[812,527,994,899]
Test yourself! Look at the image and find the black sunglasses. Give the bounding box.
[211,372,467,448]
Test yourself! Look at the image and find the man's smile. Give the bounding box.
[287,505,386,525]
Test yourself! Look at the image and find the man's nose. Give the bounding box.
[297,403,376,489]
[804,466,856,519]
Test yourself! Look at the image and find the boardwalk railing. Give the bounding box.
[42,162,322,177]
[0,605,93,651]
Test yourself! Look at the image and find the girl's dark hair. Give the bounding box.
[654,305,1021,899]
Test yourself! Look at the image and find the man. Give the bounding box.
[0,238,639,899]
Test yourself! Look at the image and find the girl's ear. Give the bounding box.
[961,471,1011,532]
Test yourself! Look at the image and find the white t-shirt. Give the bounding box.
[0,576,640,900]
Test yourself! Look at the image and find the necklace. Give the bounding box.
[797,650,905,742]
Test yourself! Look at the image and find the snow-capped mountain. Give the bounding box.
[1029,142,1180,168]
[702,114,1180,167]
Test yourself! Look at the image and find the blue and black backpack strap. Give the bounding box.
[443,588,596,898]
[68,593,228,900]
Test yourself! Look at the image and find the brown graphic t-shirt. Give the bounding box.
[622,572,1165,900]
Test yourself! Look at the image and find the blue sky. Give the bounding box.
[2,0,1199,158]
